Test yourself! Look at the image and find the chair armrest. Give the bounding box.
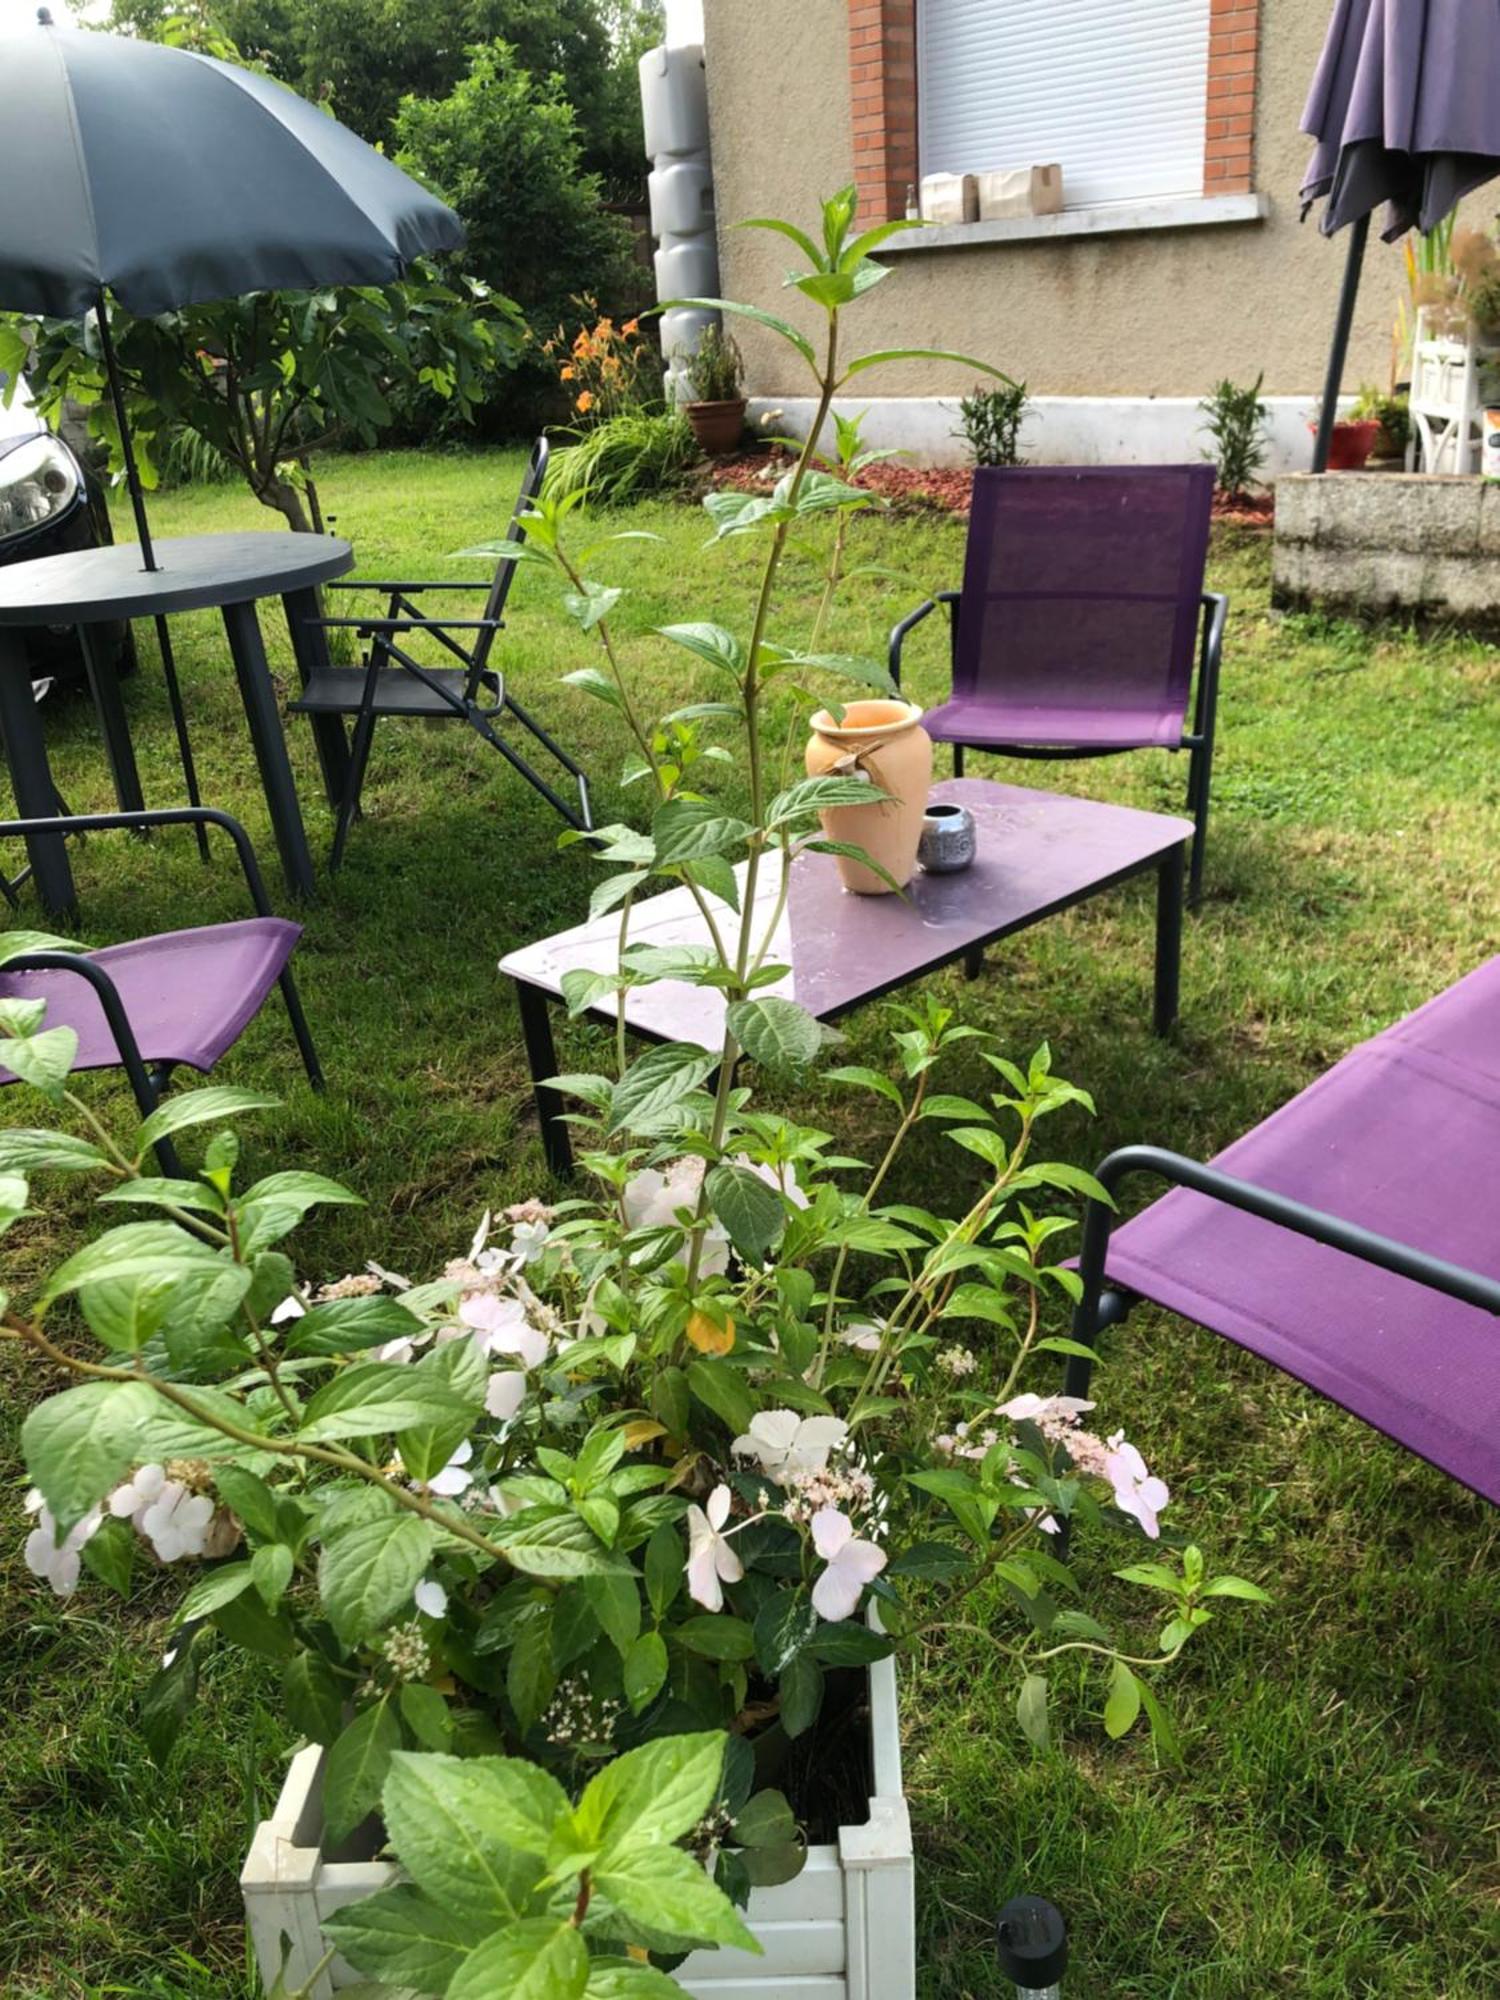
[309,617,500,633]
[1200,591,1228,669]
[0,807,275,919]
[888,590,960,688]
[325,580,492,593]
[2,944,155,1093]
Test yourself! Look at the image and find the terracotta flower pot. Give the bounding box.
[804,698,933,894]
[1309,418,1382,471]
[686,398,747,455]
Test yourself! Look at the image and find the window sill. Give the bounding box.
[879,192,1269,254]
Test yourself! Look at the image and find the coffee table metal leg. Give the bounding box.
[963,946,984,980]
[0,634,76,916]
[282,587,352,809]
[79,622,144,814]
[222,599,317,901]
[515,979,573,1178]
[1154,844,1185,1035]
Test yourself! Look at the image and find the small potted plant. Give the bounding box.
[681,323,746,455]
[1350,384,1411,467]
[1309,398,1382,471]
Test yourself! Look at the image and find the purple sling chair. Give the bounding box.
[1063,958,1500,1507]
[890,465,1225,904]
[1,807,322,1176]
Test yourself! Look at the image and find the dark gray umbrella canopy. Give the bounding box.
[1301,0,1500,241]
[0,22,463,319]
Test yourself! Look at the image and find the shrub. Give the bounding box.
[544,407,699,505]
[395,40,641,434]
[1198,373,1269,502]
[953,377,1030,466]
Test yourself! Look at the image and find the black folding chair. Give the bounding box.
[288,438,592,867]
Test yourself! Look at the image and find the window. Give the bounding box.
[916,0,1214,211]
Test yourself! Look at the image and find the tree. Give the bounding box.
[395,39,639,422]
[103,0,662,198]
[3,270,518,531]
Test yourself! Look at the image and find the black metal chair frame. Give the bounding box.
[0,806,323,1176]
[889,590,1227,908]
[289,438,593,867]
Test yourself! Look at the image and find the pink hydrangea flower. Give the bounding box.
[1105,1433,1169,1538]
[809,1506,887,1623]
[685,1484,744,1612]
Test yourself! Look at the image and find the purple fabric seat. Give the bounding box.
[1096,959,1500,1503]
[0,917,302,1081]
[891,464,1223,901]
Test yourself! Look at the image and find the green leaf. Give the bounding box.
[0,928,81,970]
[238,1169,361,1218]
[382,1752,561,1919]
[644,1522,683,1621]
[282,1294,425,1358]
[825,1063,904,1109]
[96,1176,227,1215]
[500,1504,634,1580]
[808,1620,894,1666]
[21,1380,155,1532]
[740,1838,808,1888]
[778,1653,823,1739]
[298,1362,471,1444]
[135,1086,279,1151]
[655,620,745,677]
[318,1514,437,1648]
[1017,1672,1050,1750]
[584,1961,689,2000]
[508,1601,556,1732]
[1200,1574,1273,1602]
[590,869,648,921]
[591,1842,759,1954]
[576,1732,726,1858]
[767,773,891,823]
[704,1162,784,1262]
[38,1221,224,1312]
[658,295,815,367]
[725,996,823,1072]
[1136,1674,1184,1768]
[685,1357,757,1438]
[447,1919,588,2000]
[674,1615,756,1661]
[608,1042,718,1137]
[2,1024,78,1098]
[679,853,741,913]
[174,1561,256,1625]
[80,1514,135,1596]
[581,1569,640,1655]
[841,346,1017,383]
[400,1682,455,1751]
[735,215,824,266]
[732,1788,797,1849]
[624,1630,669,1713]
[283,1651,345,1746]
[138,1639,197,1766]
[324,1700,402,1843]
[251,1542,294,1610]
[0,1129,110,1174]
[322,1883,488,1992]
[1104,1658,1142,1740]
[652,797,750,865]
[562,581,622,630]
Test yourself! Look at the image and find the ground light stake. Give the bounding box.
[996,1895,1068,2000]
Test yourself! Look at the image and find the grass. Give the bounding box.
[2,446,1498,1998]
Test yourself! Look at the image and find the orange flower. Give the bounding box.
[576,390,594,413]
[621,317,640,336]
[559,364,575,381]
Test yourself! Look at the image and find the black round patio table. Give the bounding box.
[0,531,353,913]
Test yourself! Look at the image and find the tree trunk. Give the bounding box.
[257,473,314,534]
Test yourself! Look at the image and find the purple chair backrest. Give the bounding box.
[954,465,1214,724]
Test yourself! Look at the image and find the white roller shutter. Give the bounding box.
[917,0,1212,209]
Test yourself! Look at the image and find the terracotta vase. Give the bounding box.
[804,698,933,894]
[686,399,747,455]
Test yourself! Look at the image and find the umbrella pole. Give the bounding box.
[1313,211,1371,473]
[93,296,209,857]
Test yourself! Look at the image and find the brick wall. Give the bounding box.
[1206,0,1261,194]
[848,0,1262,220]
[848,1,917,224]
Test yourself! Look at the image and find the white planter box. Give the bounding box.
[242,1653,913,2000]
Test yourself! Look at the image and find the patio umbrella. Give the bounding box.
[1301,0,1500,471]
[0,10,464,823]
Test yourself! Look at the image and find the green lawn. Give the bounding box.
[3,447,1498,1999]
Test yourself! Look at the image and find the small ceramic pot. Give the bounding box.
[917,800,977,873]
[804,698,933,894]
[686,399,747,455]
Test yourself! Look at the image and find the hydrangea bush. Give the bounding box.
[2,191,1266,2000]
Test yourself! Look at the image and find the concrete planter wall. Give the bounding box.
[242,1653,913,2000]
[1273,472,1500,632]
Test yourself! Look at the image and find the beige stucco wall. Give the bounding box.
[702,0,1420,401]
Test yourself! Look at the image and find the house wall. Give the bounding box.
[701,0,1414,423]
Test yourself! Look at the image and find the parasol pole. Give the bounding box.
[1312,210,1371,473]
[93,292,208,852]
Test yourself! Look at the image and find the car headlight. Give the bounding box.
[0,433,81,545]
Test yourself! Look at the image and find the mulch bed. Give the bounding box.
[686,448,1274,526]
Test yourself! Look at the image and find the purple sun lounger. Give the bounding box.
[1064,958,1500,1504]
[889,464,1224,904]
[1,807,322,1175]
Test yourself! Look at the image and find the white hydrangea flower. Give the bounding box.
[24,1490,101,1598]
[425,1440,474,1498]
[107,1463,168,1528]
[140,1483,216,1563]
[413,1577,448,1619]
[732,1410,848,1483]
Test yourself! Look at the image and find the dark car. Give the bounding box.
[0,380,136,682]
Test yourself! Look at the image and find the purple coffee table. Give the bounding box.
[501,778,1192,1174]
